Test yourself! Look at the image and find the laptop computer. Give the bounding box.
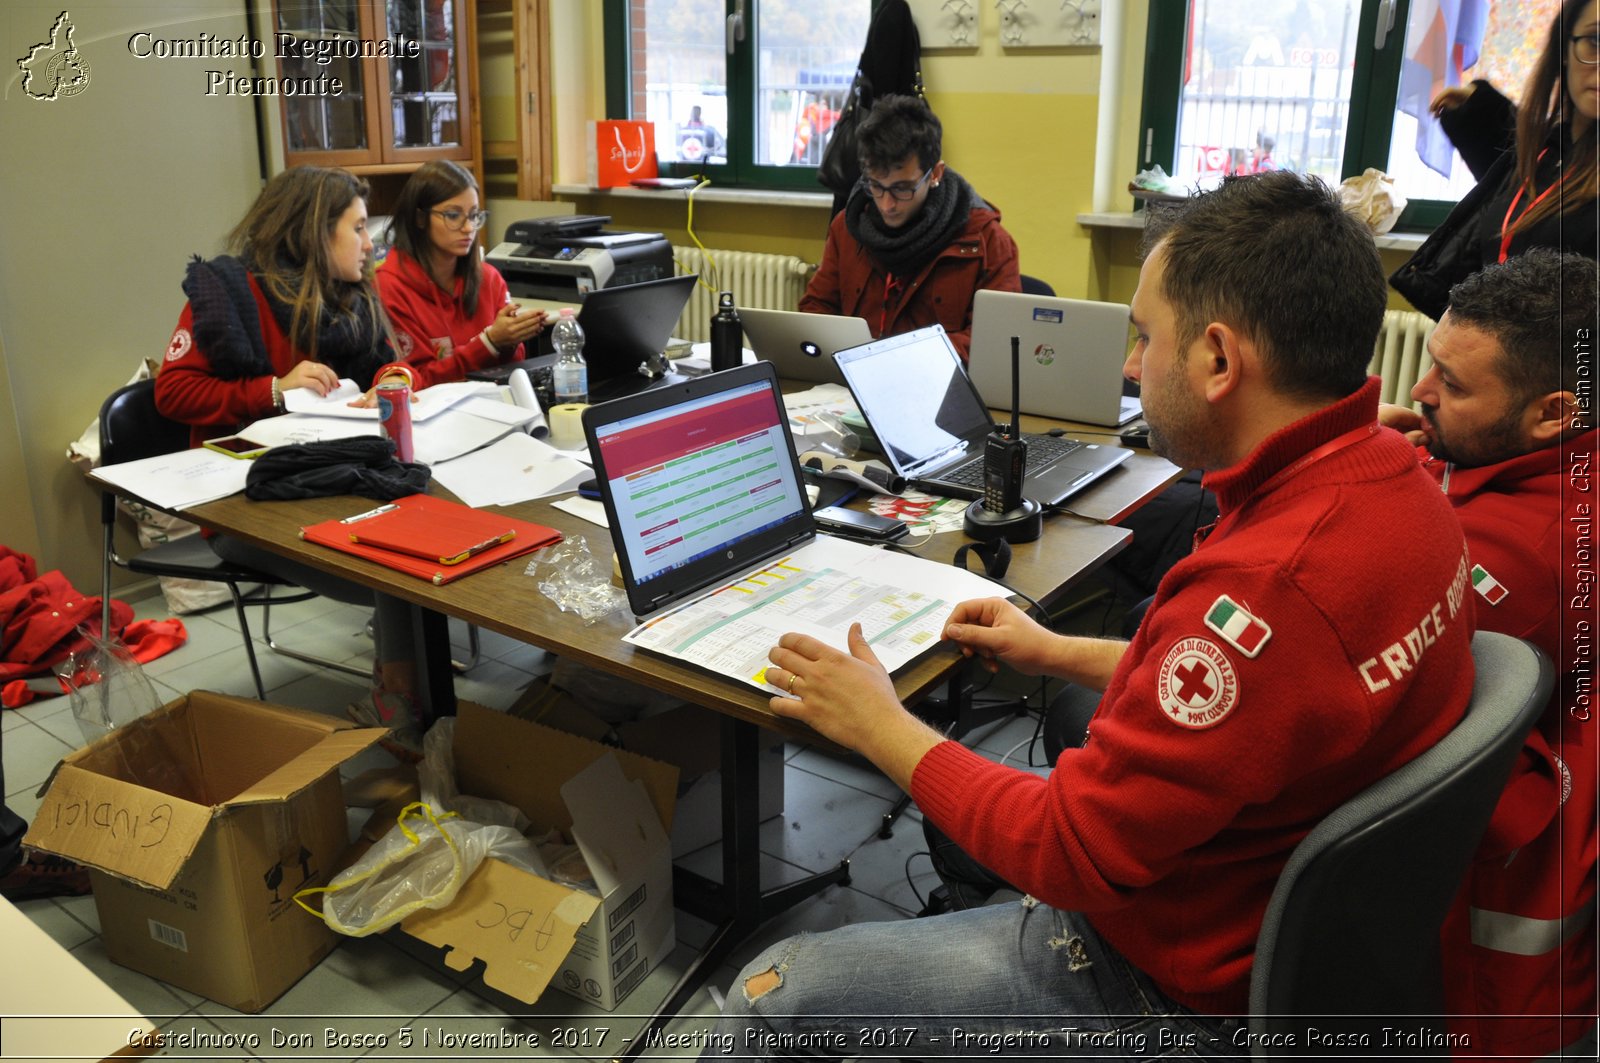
[467,274,697,399]
[739,308,872,384]
[583,361,816,617]
[968,290,1143,427]
[833,325,1131,506]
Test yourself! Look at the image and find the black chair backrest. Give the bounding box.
[100,379,191,468]
[1018,274,1055,297]
[1248,631,1552,1054]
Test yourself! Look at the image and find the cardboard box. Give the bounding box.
[398,702,679,1011]
[507,685,785,858]
[23,692,385,1013]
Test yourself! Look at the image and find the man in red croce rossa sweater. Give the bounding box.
[1382,249,1598,1061]
[705,172,1478,1057]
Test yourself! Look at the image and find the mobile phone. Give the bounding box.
[813,505,908,542]
[202,434,271,459]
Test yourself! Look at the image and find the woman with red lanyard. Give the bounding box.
[1392,0,1598,320]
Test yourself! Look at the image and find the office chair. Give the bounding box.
[1018,274,1055,297]
[97,379,367,699]
[1247,630,1552,1055]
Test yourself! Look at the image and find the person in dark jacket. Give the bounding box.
[800,94,1020,361]
[1391,0,1598,319]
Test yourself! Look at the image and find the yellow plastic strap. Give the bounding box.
[291,801,461,922]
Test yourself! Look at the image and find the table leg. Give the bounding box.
[413,605,456,722]
[618,717,849,1059]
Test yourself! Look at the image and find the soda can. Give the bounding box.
[375,380,414,463]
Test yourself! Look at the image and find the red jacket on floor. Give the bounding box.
[375,248,524,388]
[1427,429,1599,1059]
[913,378,1478,1015]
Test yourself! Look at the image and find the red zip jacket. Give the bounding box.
[375,248,524,388]
[914,378,1478,1014]
[799,203,1019,361]
[1427,430,1599,1059]
[157,274,308,449]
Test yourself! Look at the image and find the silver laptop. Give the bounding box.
[833,325,1131,507]
[740,308,872,384]
[969,290,1143,427]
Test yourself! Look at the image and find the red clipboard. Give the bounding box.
[301,494,561,585]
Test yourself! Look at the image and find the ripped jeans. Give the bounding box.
[706,898,1243,1061]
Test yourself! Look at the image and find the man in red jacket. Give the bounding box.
[707,172,1477,1057]
[799,94,1019,361]
[1382,249,1598,1060]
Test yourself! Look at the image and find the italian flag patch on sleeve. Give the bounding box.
[1204,595,1272,658]
[1471,564,1508,605]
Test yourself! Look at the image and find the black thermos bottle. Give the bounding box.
[710,290,742,372]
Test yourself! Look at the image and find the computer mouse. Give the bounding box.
[1120,423,1151,449]
[1046,427,1067,437]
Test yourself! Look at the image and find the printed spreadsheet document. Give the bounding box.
[623,534,1009,694]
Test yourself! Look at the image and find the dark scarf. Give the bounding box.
[844,167,984,280]
[182,255,390,389]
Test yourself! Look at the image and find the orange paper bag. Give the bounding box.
[587,119,658,187]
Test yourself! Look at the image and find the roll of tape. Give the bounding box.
[549,403,588,451]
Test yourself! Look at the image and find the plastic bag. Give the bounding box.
[56,627,164,745]
[523,535,629,624]
[295,719,548,937]
[1339,168,1408,234]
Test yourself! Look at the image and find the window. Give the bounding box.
[1139,0,1561,228]
[604,0,872,189]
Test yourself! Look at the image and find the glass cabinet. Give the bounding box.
[274,0,475,171]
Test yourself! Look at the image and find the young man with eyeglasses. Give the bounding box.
[799,94,1020,361]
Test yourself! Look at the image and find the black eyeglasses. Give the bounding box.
[430,208,489,231]
[1572,32,1599,66]
[860,169,933,203]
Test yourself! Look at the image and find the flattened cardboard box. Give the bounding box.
[23,692,384,1013]
[399,702,678,1010]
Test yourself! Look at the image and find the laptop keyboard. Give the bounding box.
[943,433,1083,486]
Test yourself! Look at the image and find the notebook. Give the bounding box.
[583,361,816,617]
[738,308,872,384]
[833,325,1131,506]
[468,274,698,399]
[968,290,1143,427]
[301,494,561,585]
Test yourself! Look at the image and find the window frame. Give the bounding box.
[603,0,875,191]
[1137,0,1458,231]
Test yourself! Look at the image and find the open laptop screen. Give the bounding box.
[833,326,992,479]
[586,362,813,615]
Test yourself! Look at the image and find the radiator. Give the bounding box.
[671,246,814,342]
[1369,309,1437,407]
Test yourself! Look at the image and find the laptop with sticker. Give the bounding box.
[833,325,1131,506]
[968,290,1143,427]
[739,308,872,384]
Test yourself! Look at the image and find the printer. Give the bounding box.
[486,214,674,301]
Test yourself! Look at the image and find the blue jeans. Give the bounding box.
[706,898,1243,1061]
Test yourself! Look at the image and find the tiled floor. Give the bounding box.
[3,588,1053,1061]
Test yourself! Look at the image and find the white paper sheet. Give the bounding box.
[90,448,252,511]
[430,432,590,506]
[552,497,609,527]
[624,534,1008,693]
[281,378,493,421]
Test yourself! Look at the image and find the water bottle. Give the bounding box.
[710,291,742,373]
[551,307,588,404]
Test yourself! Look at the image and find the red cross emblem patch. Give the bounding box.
[1157,637,1239,729]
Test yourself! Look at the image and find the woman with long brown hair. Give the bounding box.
[1391,0,1598,318]
[156,165,426,758]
